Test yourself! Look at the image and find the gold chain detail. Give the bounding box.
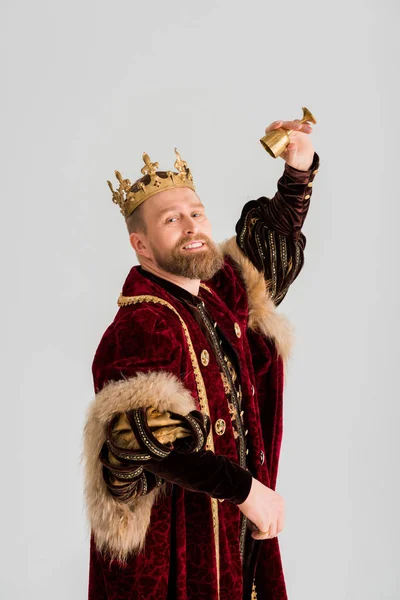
[117,293,220,599]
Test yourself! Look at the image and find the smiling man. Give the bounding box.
[83,121,319,600]
[129,183,224,290]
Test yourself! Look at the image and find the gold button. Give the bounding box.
[234,322,241,338]
[260,450,265,465]
[304,194,311,200]
[307,181,313,188]
[215,419,226,436]
[201,349,209,366]
[313,169,319,175]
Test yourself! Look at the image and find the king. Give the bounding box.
[83,116,319,600]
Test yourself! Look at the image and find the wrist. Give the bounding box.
[288,162,312,172]
[286,156,313,172]
[285,151,319,175]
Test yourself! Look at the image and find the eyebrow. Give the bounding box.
[158,203,205,217]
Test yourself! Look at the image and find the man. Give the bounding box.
[83,118,319,600]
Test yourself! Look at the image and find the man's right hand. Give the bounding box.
[237,477,285,539]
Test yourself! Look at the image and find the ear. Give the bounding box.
[129,232,152,259]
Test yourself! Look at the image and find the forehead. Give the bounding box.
[145,187,204,216]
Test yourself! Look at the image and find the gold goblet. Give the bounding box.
[260,106,317,158]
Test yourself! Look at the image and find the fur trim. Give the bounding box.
[220,236,294,363]
[83,371,197,561]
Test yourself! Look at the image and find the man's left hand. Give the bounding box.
[264,119,315,171]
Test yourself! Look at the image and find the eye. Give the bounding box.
[165,216,178,223]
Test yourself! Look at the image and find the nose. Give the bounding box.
[182,215,199,236]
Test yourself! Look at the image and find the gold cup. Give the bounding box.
[260,107,317,158]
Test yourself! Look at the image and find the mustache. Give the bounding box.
[175,234,212,249]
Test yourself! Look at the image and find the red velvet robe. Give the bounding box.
[84,154,320,600]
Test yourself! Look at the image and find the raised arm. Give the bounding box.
[235,118,319,305]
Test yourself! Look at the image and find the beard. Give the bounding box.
[150,234,224,281]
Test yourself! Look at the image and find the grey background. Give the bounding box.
[2,0,399,598]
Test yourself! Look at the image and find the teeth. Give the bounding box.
[184,242,203,249]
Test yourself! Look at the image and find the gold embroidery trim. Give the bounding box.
[200,282,213,294]
[251,580,258,599]
[117,293,220,599]
[268,229,277,300]
[279,234,288,276]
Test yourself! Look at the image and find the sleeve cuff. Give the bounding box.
[283,151,320,180]
[228,467,253,504]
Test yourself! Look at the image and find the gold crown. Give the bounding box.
[107,148,196,218]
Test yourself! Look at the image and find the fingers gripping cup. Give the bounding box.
[260,106,317,158]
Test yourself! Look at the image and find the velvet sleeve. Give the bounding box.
[143,448,253,504]
[235,152,320,305]
[101,406,252,505]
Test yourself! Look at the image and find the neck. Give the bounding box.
[139,259,200,296]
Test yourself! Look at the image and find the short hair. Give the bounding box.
[124,170,173,234]
[125,202,147,234]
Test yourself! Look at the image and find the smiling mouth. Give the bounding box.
[182,241,206,251]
